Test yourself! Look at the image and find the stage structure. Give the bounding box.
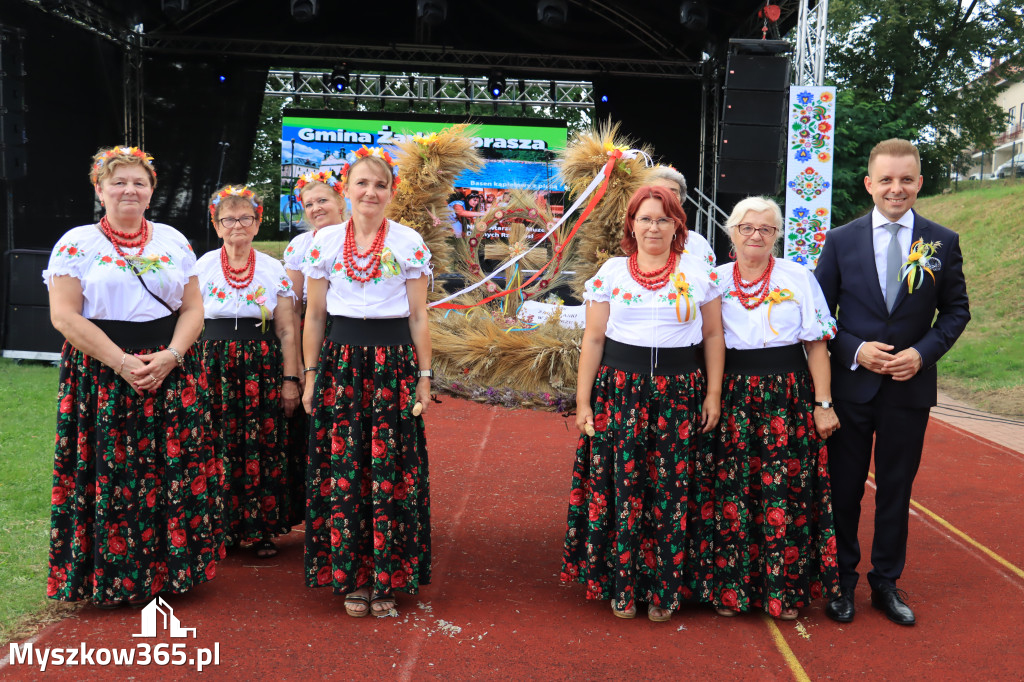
[2,0,829,359]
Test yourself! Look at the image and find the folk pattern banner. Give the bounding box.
[784,87,836,269]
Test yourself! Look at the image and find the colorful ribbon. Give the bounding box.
[429,149,628,310]
[671,272,692,323]
[766,288,797,335]
[898,238,939,294]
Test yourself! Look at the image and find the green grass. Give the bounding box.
[0,358,62,643]
[917,179,1024,414]
[253,240,290,261]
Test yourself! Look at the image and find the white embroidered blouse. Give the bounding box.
[42,222,196,322]
[685,230,717,267]
[196,249,295,320]
[714,258,837,349]
[304,220,432,319]
[583,253,720,348]
[283,230,317,303]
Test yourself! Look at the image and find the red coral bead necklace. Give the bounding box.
[99,215,150,258]
[343,217,388,283]
[733,255,775,309]
[627,251,678,291]
[220,246,256,289]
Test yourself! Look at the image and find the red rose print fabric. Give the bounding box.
[200,337,301,546]
[700,368,840,614]
[47,342,223,603]
[561,366,711,613]
[304,339,430,598]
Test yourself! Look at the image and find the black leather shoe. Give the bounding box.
[871,584,916,626]
[825,593,855,623]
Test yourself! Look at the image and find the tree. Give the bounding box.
[825,0,1023,221]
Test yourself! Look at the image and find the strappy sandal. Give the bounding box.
[716,607,738,617]
[647,604,672,623]
[778,608,799,621]
[254,538,278,559]
[344,592,370,618]
[611,599,636,619]
[371,593,397,618]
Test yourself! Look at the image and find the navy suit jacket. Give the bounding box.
[814,211,970,408]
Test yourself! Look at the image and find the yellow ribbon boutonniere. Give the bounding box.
[671,272,692,323]
[766,288,798,335]
[898,238,941,294]
[252,286,270,333]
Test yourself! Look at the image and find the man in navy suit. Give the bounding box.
[814,139,970,626]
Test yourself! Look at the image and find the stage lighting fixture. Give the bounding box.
[487,72,507,98]
[679,1,709,31]
[600,94,609,103]
[161,0,189,16]
[290,0,319,22]
[537,0,567,26]
[416,0,447,26]
[328,66,349,93]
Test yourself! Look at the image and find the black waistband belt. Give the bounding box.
[724,344,807,375]
[92,316,177,349]
[601,338,700,376]
[201,317,275,341]
[327,315,412,347]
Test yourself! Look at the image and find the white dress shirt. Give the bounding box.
[871,206,914,303]
[851,207,916,369]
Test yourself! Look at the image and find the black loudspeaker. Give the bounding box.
[8,249,50,305]
[723,89,788,125]
[719,48,790,195]
[725,55,791,91]
[3,250,62,357]
[720,124,785,162]
[3,304,64,356]
[717,158,782,195]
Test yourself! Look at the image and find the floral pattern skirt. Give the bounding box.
[561,367,710,613]
[201,337,298,546]
[704,369,840,615]
[304,341,430,597]
[48,341,223,603]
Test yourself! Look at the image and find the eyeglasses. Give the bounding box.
[636,217,675,228]
[736,223,778,237]
[218,215,257,228]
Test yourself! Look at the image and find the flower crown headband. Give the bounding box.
[209,185,263,220]
[93,147,155,173]
[294,170,344,197]
[340,146,401,189]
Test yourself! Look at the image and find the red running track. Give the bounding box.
[3,398,1023,680]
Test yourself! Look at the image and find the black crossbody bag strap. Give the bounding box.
[127,260,179,316]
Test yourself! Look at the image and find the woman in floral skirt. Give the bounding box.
[196,185,302,558]
[706,196,841,620]
[561,185,724,622]
[282,171,347,524]
[43,146,222,608]
[301,147,433,618]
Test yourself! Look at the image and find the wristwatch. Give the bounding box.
[813,400,834,409]
[417,369,434,379]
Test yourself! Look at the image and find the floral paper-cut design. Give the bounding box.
[784,87,836,269]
